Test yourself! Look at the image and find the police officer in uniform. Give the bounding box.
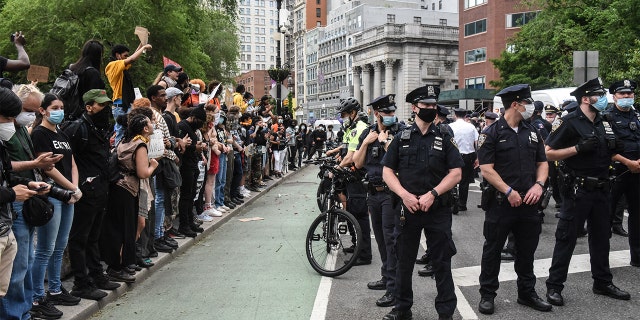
[482,112,499,131]
[381,85,463,320]
[476,84,551,314]
[545,104,561,125]
[545,78,630,306]
[605,79,640,260]
[531,101,552,138]
[545,104,563,209]
[353,94,402,307]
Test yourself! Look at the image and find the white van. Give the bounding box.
[312,119,341,134]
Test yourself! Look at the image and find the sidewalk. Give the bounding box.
[56,166,306,320]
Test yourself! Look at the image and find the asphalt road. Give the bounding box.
[90,165,640,320]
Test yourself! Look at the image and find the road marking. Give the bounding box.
[310,275,333,320]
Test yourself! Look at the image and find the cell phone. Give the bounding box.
[32,185,48,192]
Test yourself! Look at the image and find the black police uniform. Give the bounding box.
[357,122,401,297]
[530,114,551,140]
[604,86,640,264]
[477,116,546,299]
[545,103,618,293]
[381,122,462,317]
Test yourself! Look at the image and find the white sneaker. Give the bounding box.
[221,205,231,211]
[197,213,214,222]
[205,208,223,217]
[241,190,251,197]
[215,206,227,212]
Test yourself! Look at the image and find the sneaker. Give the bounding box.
[46,287,81,306]
[205,207,223,217]
[216,206,228,212]
[92,273,121,291]
[70,285,108,300]
[220,205,231,211]
[31,297,63,319]
[193,216,204,225]
[106,268,136,283]
[162,235,179,249]
[197,213,214,222]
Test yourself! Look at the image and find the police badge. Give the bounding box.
[477,134,487,148]
[551,119,563,132]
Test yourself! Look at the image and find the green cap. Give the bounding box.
[83,89,112,104]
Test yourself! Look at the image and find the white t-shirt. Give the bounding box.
[449,119,479,154]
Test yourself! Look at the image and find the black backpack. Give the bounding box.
[50,67,93,121]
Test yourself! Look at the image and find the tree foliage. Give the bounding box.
[0,0,239,90]
[491,0,640,90]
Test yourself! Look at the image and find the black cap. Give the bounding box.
[495,84,533,106]
[533,101,544,111]
[484,112,498,120]
[609,79,637,94]
[545,104,560,114]
[563,101,579,113]
[437,105,449,116]
[571,77,605,98]
[470,112,480,118]
[190,106,206,122]
[368,94,397,112]
[406,85,440,104]
[164,64,183,74]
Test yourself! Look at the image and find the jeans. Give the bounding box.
[0,202,35,320]
[112,104,128,145]
[215,153,228,207]
[32,198,74,300]
[154,178,165,239]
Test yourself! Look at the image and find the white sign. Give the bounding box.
[269,85,289,98]
[134,87,142,100]
[147,129,164,159]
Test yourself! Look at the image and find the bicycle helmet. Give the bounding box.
[336,97,361,114]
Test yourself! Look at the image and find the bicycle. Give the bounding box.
[304,157,363,277]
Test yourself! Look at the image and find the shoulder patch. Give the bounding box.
[477,133,487,148]
[537,122,544,129]
[351,129,357,137]
[551,118,563,132]
[450,137,459,149]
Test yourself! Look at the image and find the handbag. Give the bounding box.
[158,157,182,189]
[22,194,54,227]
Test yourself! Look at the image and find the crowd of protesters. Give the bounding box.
[0,36,335,320]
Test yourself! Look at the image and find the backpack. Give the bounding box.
[50,67,93,121]
[107,144,124,184]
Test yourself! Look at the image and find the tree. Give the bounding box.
[0,0,239,90]
[491,0,640,90]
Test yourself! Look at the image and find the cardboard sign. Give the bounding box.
[147,129,164,159]
[134,26,150,46]
[27,65,49,82]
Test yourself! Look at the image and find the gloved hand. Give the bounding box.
[614,139,626,154]
[575,136,598,154]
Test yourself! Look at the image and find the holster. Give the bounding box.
[480,182,495,210]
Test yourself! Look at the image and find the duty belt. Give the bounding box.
[574,176,610,191]
[368,183,389,194]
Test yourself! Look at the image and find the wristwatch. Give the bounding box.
[430,189,439,197]
[535,181,545,188]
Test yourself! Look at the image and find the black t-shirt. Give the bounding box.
[31,126,74,181]
[163,111,179,137]
[177,120,200,169]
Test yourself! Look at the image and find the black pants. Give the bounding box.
[611,172,640,263]
[459,152,476,208]
[179,166,198,229]
[230,152,243,198]
[368,191,399,295]
[100,184,137,270]
[479,203,541,299]
[548,161,562,205]
[288,145,297,167]
[68,181,108,287]
[394,206,457,316]
[547,188,613,292]
[307,144,324,160]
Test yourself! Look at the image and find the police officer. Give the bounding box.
[381,85,462,320]
[545,78,630,306]
[436,105,451,124]
[353,94,401,307]
[545,104,561,125]
[449,108,478,212]
[482,112,499,130]
[606,79,640,259]
[476,84,551,314]
[336,97,372,265]
[544,104,563,209]
[531,101,552,139]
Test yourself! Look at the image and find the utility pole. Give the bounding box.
[276,0,282,116]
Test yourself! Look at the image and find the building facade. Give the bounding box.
[237,0,280,73]
[234,70,272,101]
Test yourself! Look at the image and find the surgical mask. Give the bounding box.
[381,115,397,127]
[0,122,16,141]
[15,112,35,127]
[319,127,325,131]
[47,110,64,125]
[592,95,608,112]
[342,116,352,127]
[416,108,437,123]
[278,119,283,124]
[519,103,535,120]
[248,98,255,105]
[617,98,634,110]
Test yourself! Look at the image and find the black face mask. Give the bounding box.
[90,107,111,129]
[416,108,437,123]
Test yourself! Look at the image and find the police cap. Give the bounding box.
[609,79,637,94]
[484,112,498,120]
[563,101,579,113]
[367,94,397,112]
[544,104,561,114]
[453,108,467,117]
[570,77,605,98]
[437,105,450,116]
[406,85,440,104]
[533,100,544,111]
[495,84,533,107]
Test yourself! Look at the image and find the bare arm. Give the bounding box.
[545,145,577,162]
[4,31,30,72]
[124,44,152,66]
[135,147,158,179]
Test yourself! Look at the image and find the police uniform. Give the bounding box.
[476,84,550,314]
[545,78,630,304]
[531,101,552,140]
[381,86,463,319]
[605,80,640,262]
[545,105,563,207]
[357,94,402,305]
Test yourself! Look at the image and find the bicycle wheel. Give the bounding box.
[316,179,331,212]
[305,208,362,277]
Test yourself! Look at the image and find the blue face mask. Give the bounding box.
[592,95,608,112]
[381,115,397,126]
[617,98,634,110]
[47,110,64,125]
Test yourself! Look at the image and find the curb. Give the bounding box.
[60,166,308,320]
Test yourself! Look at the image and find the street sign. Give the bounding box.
[269,86,289,98]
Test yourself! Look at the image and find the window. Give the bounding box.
[465,76,485,89]
[506,11,539,28]
[317,21,321,27]
[464,19,486,36]
[439,19,447,26]
[414,17,422,24]
[464,0,486,9]
[316,8,321,18]
[316,0,320,3]
[432,3,435,10]
[464,48,486,64]
[439,0,442,9]
[387,14,395,23]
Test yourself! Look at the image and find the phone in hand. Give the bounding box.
[32,185,48,192]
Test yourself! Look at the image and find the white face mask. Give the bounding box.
[519,103,535,120]
[0,122,16,141]
[15,112,35,127]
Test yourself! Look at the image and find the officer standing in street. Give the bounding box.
[381,85,462,320]
[353,94,402,307]
[545,78,630,306]
[605,79,640,261]
[476,84,551,314]
[545,104,563,209]
[531,101,552,139]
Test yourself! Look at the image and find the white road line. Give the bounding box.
[310,275,333,320]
